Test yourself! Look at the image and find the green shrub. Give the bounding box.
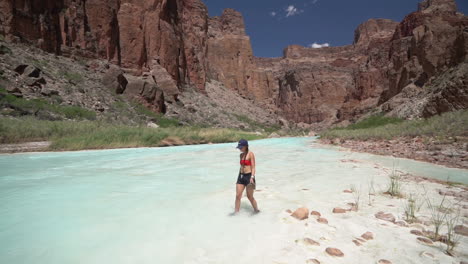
[321,110,468,140]
[0,117,266,150]
[339,114,404,130]
[62,71,83,83]
[0,92,96,120]
[233,113,281,133]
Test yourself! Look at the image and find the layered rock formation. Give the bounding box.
[1,0,467,127]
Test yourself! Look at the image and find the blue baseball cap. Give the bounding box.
[236,139,248,149]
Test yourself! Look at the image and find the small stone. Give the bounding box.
[378,260,392,264]
[454,225,468,236]
[333,207,347,214]
[352,239,362,246]
[286,209,292,213]
[302,238,320,246]
[395,220,408,227]
[291,207,309,220]
[311,211,321,217]
[325,247,344,257]
[147,122,159,129]
[317,217,328,224]
[375,211,396,223]
[410,230,424,236]
[343,189,352,193]
[417,237,433,245]
[356,237,366,243]
[419,251,434,258]
[306,259,320,264]
[361,231,374,240]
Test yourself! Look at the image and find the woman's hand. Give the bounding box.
[250,176,255,184]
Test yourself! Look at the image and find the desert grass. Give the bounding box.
[426,195,448,241]
[350,184,361,211]
[445,207,462,255]
[0,117,265,151]
[403,194,423,223]
[386,168,403,198]
[320,110,468,141]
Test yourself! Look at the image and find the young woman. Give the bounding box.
[234,139,260,214]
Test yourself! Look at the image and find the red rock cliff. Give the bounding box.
[1,0,466,126]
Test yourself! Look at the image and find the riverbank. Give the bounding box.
[319,137,468,170]
[0,117,269,152]
[319,110,468,170]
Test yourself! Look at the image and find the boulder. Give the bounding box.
[102,65,128,94]
[291,207,309,220]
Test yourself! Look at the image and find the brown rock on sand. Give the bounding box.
[352,239,362,246]
[361,232,374,240]
[325,247,344,257]
[375,212,396,223]
[306,259,320,264]
[286,209,292,214]
[311,211,321,217]
[417,237,433,245]
[343,189,353,193]
[410,230,424,236]
[454,225,468,236]
[378,260,392,264]
[333,207,347,214]
[291,207,309,220]
[303,238,320,246]
[317,218,328,224]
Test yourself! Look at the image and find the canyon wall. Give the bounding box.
[1,0,467,127]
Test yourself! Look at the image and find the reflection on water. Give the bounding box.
[0,137,466,264]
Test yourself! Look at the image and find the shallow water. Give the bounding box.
[0,137,466,264]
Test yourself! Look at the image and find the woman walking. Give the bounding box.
[234,139,260,214]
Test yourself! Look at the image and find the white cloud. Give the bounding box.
[309,42,330,48]
[270,11,277,17]
[285,5,302,17]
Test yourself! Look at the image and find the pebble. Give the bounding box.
[325,247,344,257]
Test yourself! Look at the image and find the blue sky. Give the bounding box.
[204,0,468,58]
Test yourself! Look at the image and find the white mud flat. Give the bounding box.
[0,137,467,264]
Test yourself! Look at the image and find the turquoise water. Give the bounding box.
[0,137,466,264]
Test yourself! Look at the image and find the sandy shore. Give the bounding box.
[0,141,51,153]
[281,160,468,264]
[319,137,468,170]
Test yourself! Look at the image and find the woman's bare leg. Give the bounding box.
[246,185,259,212]
[235,184,245,213]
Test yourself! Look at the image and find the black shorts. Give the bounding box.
[236,173,256,187]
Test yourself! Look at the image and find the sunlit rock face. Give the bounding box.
[1,0,467,126]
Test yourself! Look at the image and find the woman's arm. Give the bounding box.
[251,152,256,177]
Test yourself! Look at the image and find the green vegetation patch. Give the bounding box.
[0,117,266,150]
[233,113,281,133]
[0,89,96,120]
[320,110,468,141]
[132,101,180,127]
[61,71,84,84]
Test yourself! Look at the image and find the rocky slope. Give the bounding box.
[0,0,467,129]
